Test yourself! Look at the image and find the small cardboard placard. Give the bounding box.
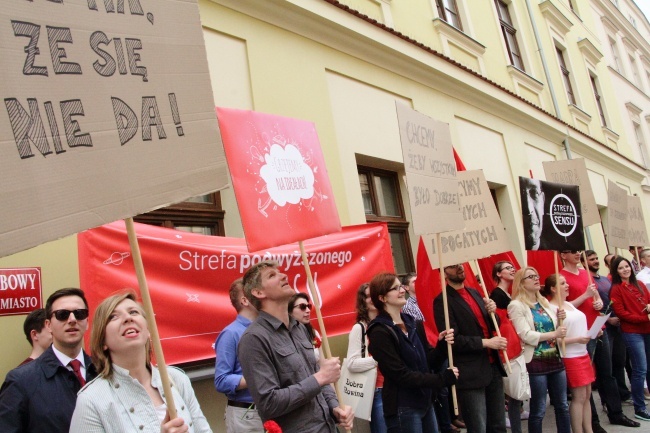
[0,0,227,257]
[216,108,341,252]
[627,195,648,247]
[422,170,511,268]
[606,180,629,250]
[396,102,462,235]
[543,158,600,227]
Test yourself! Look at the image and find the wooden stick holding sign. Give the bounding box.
[474,261,511,374]
[299,241,351,433]
[553,251,565,356]
[125,218,177,419]
[437,234,459,415]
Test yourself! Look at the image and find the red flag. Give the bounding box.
[526,250,562,283]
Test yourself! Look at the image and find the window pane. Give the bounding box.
[374,175,400,217]
[176,226,214,235]
[359,173,374,215]
[185,194,212,204]
[389,231,408,275]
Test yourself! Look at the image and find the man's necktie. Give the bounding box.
[69,359,86,386]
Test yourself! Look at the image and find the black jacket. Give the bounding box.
[434,285,506,390]
[0,345,97,433]
[367,312,456,416]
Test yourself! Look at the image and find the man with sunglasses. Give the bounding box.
[434,263,508,433]
[0,288,97,433]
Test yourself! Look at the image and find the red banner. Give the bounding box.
[216,108,341,252]
[78,222,394,365]
[0,268,42,316]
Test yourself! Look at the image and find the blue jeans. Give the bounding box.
[456,363,506,433]
[371,388,387,433]
[528,370,570,433]
[621,332,650,412]
[385,404,437,433]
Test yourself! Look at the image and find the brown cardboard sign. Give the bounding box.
[396,102,462,235]
[627,195,648,247]
[422,170,511,268]
[607,180,628,250]
[543,158,600,227]
[0,0,227,257]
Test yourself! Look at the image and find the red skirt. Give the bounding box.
[564,354,595,388]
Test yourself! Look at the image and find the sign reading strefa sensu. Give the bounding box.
[0,268,42,316]
[0,0,228,257]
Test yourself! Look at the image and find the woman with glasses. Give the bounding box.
[609,256,650,421]
[543,274,594,433]
[345,283,386,433]
[289,292,321,361]
[507,268,569,433]
[367,272,458,433]
[70,291,212,433]
[490,261,523,433]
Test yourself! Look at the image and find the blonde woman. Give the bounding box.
[70,291,212,433]
[507,268,568,433]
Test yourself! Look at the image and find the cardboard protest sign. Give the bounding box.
[627,195,648,247]
[78,221,394,365]
[216,108,340,252]
[543,159,600,227]
[606,180,628,250]
[0,0,227,257]
[396,102,463,235]
[421,170,511,267]
[519,177,584,251]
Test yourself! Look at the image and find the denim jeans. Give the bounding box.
[528,370,570,433]
[621,332,650,412]
[384,404,437,433]
[371,388,387,433]
[456,363,506,433]
[507,396,522,433]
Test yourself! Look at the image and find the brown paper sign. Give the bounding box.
[627,195,648,247]
[607,180,629,250]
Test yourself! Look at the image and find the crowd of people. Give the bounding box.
[1,248,650,433]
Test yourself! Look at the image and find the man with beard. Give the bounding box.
[0,288,97,433]
[434,263,507,433]
[581,251,639,429]
[238,261,353,433]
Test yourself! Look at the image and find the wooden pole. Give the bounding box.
[554,251,565,356]
[437,234,459,415]
[474,260,511,374]
[299,241,350,432]
[125,218,177,419]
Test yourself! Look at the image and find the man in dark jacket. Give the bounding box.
[0,288,97,433]
[434,264,507,433]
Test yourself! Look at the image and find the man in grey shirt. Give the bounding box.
[238,261,353,433]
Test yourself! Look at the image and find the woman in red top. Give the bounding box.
[609,256,650,421]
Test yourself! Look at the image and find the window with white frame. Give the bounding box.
[633,122,648,168]
[629,55,641,87]
[609,37,622,73]
[436,0,463,30]
[495,0,524,70]
[556,47,576,105]
[590,75,607,127]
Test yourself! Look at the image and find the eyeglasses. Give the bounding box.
[500,266,515,272]
[523,274,540,281]
[387,285,403,293]
[293,303,312,311]
[51,309,89,321]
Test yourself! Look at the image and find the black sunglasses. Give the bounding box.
[51,309,89,321]
[293,303,312,311]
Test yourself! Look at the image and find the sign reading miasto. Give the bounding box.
[0,268,42,316]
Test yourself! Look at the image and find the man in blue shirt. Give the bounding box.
[215,278,263,433]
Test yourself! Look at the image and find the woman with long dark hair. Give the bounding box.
[288,292,321,361]
[367,272,458,433]
[345,283,386,433]
[609,256,650,421]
